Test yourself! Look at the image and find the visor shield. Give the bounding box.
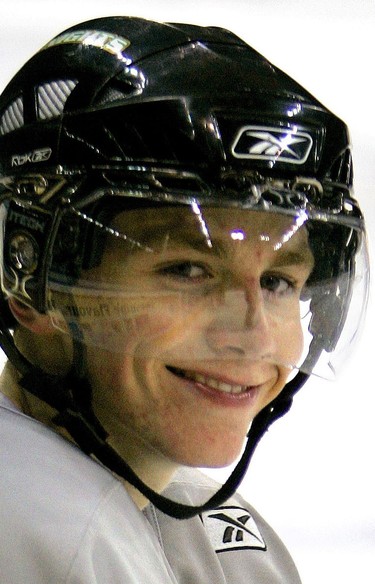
[43,197,368,381]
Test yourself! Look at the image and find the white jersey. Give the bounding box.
[0,393,301,583]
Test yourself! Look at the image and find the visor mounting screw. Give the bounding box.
[8,232,39,273]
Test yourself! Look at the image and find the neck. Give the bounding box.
[0,361,56,421]
[104,429,179,510]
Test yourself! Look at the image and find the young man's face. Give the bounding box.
[56,206,314,468]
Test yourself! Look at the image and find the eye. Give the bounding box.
[260,273,296,296]
[158,261,213,281]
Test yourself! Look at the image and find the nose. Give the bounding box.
[205,285,276,359]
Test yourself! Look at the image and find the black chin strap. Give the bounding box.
[18,361,309,520]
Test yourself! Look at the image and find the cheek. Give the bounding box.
[65,298,178,356]
[275,316,304,364]
[101,300,201,359]
[293,322,305,362]
[87,349,149,440]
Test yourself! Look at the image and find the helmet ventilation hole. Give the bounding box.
[37,79,78,120]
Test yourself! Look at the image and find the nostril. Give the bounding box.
[223,345,246,357]
[205,321,277,361]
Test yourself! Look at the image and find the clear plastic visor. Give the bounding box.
[47,202,369,380]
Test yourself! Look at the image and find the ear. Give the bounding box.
[8,298,56,335]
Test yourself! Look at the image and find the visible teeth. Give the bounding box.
[179,370,246,394]
[195,374,206,385]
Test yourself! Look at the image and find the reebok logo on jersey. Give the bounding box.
[201,506,266,553]
[231,125,313,164]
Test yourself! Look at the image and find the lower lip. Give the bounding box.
[171,371,262,408]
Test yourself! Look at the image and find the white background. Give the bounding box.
[0,1,374,582]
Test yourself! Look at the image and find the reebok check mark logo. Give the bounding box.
[202,506,266,553]
[231,125,313,164]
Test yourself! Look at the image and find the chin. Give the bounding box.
[172,440,244,470]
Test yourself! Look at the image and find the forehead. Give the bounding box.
[110,205,310,253]
[107,205,313,264]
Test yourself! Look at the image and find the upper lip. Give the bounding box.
[166,365,264,390]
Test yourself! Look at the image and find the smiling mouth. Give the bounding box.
[167,366,252,395]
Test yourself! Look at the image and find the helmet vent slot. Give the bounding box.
[93,83,141,107]
[326,148,353,186]
[0,95,24,135]
[37,79,78,120]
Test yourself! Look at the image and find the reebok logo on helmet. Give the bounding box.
[231,125,313,164]
[11,148,52,167]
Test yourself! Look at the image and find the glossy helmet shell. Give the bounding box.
[0,16,352,183]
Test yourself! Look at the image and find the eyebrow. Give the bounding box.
[134,223,209,249]
[271,248,315,268]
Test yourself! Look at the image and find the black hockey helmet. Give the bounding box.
[0,16,369,518]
